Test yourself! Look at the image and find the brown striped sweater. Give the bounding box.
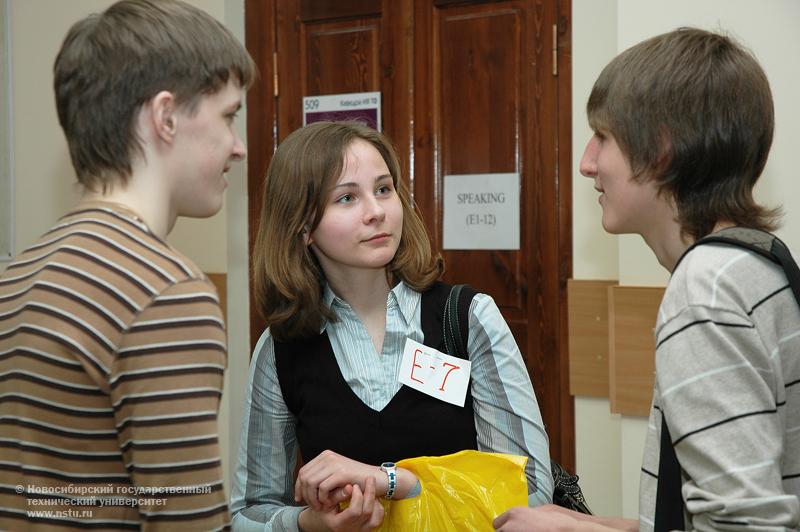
[0,201,230,530]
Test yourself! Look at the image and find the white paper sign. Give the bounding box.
[398,338,471,407]
[443,173,520,250]
[303,91,381,131]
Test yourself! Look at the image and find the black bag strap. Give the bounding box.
[770,239,800,308]
[654,415,685,531]
[443,284,475,359]
[677,227,800,310]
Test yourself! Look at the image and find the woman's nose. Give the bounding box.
[363,196,386,224]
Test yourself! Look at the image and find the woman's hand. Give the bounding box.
[295,450,382,511]
[298,476,385,532]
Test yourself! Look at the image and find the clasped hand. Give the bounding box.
[295,450,385,531]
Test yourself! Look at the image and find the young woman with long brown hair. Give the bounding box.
[231,121,552,531]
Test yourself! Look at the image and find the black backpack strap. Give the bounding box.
[443,284,477,358]
[654,414,685,531]
[768,236,800,308]
[677,227,800,310]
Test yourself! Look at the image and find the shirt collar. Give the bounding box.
[71,199,152,234]
[392,281,418,327]
[319,281,418,333]
[322,283,337,310]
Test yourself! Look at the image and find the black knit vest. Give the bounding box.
[274,282,478,466]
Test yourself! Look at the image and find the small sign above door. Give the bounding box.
[443,173,520,250]
[303,91,382,131]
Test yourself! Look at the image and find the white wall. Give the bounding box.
[572,0,800,518]
[571,0,623,517]
[571,0,619,283]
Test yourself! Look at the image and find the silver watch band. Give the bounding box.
[380,462,397,499]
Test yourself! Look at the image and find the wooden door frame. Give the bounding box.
[244,0,574,470]
[244,0,277,352]
[555,0,574,470]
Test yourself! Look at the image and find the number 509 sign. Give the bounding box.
[302,91,381,131]
[398,338,471,407]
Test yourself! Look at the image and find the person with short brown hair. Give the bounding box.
[53,0,255,193]
[494,27,799,531]
[0,0,254,529]
[585,26,778,242]
[232,121,553,531]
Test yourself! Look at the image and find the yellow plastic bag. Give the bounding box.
[376,450,528,531]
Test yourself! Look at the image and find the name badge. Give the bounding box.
[398,338,471,407]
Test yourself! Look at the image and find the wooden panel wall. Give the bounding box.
[568,280,664,416]
[567,279,617,397]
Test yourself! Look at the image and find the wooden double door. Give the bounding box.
[245,0,574,469]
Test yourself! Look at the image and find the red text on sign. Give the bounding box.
[409,349,462,392]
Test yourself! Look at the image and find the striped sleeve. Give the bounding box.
[230,329,305,532]
[467,293,553,506]
[111,278,230,530]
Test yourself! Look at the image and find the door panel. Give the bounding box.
[415,0,566,462]
[437,5,524,314]
[245,0,574,469]
[275,0,411,149]
[303,21,380,95]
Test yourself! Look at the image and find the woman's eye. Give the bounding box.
[376,185,392,195]
[336,193,354,204]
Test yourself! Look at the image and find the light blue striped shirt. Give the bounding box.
[230,282,552,531]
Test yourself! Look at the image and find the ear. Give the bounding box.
[654,132,674,177]
[148,90,179,143]
[302,226,313,246]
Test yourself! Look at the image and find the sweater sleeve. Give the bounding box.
[111,278,230,531]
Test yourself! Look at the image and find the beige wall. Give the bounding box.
[0,1,11,260]
[219,0,252,505]
[572,0,800,518]
[9,0,89,250]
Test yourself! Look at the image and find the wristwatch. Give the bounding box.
[380,462,397,499]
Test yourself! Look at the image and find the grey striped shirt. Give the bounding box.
[640,243,800,530]
[230,282,552,531]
